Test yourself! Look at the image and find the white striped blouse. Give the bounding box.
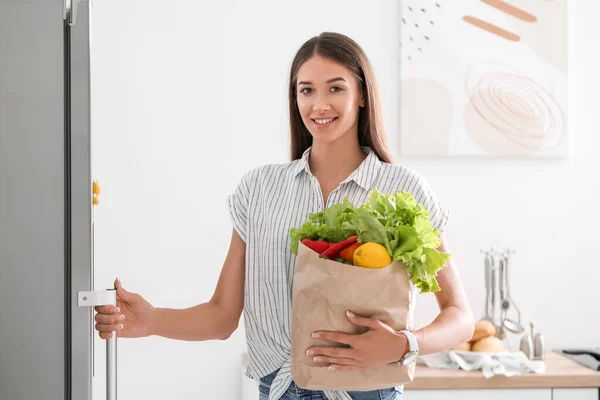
[227,146,450,400]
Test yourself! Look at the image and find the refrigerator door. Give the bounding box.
[68,1,119,398]
[0,0,73,399]
[0,0,101,398]
[68,0,96,396]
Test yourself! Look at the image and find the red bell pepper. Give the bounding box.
[301,238,332,254]
[320,235,359,259]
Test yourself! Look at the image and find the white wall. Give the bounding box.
[90,1,600,399]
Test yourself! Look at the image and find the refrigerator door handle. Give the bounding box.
[78,289,118,400]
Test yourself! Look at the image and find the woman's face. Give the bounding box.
[296,55,364,145]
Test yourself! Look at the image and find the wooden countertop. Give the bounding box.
[241,351,600,390]
[405,351,600,390]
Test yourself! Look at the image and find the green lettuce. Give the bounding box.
[289,198,357,255]
[289,189,451,293]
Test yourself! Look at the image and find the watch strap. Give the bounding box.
[400,329,418,353]
[397,329,419,366]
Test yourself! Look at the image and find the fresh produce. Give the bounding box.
[289,189,451,293]
[339,242,361,262]
[334,257,353,265]
[453,342,472,352]
[321,235,358,259]
[453,319,505,353]
[471,320,496,342]
[300,238,332,254]
[353,242,391,269]
[471,336,504,353]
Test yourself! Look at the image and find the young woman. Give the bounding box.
[94,32,474,400]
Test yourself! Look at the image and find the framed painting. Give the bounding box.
[399,0,568,157]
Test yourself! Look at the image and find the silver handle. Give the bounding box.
[489,255,496,323]
[498,255,506,302]
[92,208,96,376]
[78,289,118,400]
[483,253,493,320]
[106,332,117,399]
[503,250,513,302]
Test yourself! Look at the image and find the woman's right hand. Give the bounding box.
[94,279,155,339]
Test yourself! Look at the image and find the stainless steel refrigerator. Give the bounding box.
[1,0,116,399]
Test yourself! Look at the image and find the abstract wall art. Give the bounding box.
[399,0,569,157]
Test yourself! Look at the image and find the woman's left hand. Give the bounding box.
[305,310,409,371]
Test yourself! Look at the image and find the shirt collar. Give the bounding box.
[292,147,312,176]
[293,146,382,192]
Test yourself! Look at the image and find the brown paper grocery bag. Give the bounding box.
[291,241,416,391]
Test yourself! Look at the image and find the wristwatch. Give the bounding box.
[397,330,419,366]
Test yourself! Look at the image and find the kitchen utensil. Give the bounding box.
[558,349,600,370]
[520,324,534,360]
[490,253,497,326]
[533,331,545,360]
[562,349,600,362]
[498,253,508,335]
[504,318,525,334]
[482,250,494,323]
[520,334,533,359]
[499,250,525,334]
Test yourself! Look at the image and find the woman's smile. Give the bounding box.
[311,116,338,129]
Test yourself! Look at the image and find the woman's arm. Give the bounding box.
[149,229,246,341]
[412,236,475,355]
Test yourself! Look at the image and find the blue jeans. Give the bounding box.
[258,370,402,400]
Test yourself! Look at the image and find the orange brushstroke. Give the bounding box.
[481,0,537,22]
[463,16,520,42]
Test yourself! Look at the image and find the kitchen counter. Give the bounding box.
[241,351,600,390]
[405,351,600,390]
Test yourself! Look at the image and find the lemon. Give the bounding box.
[353,242,392,269]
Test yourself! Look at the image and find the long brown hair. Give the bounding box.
[288,32,394,163]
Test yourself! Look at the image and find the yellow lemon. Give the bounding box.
[353,242,392,269]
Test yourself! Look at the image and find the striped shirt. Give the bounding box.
[226,146,450,400]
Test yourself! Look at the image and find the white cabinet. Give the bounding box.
[404,389,600,400]
[403,389,552,400]
[552,388,598,400]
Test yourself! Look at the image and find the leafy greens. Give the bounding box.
[289,189,451,293]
